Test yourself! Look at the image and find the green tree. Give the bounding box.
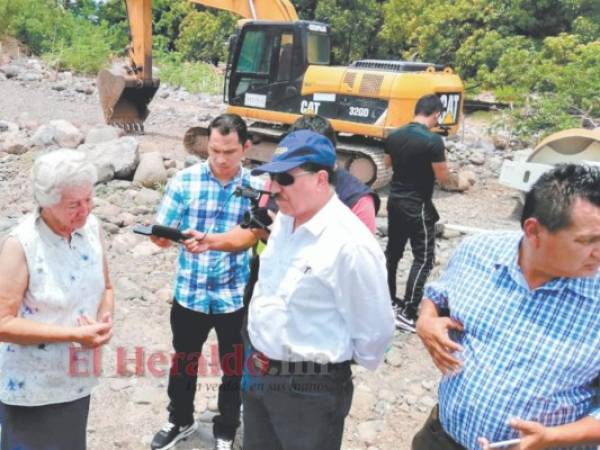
[175,10,235,64]
[315,0,381,64]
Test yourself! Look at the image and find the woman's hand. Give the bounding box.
[75,314,112,348]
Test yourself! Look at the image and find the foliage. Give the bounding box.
[314,0,382,64]
[0,0,113,74]
[175,11,236,65]
[156,54,223,95]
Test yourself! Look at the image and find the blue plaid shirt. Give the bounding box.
[156,162,264,314]
[425,231,600,450]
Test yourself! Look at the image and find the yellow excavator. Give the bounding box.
[97,0,464,188]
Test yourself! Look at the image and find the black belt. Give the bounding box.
[250,352,350,376]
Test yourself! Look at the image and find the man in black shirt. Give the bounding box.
[384,94,450,332]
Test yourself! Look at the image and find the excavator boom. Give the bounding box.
[97,0,158,131]
[190,0,298,21]
[97,0,298,130]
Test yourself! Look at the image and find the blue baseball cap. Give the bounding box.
[251,130,336,175]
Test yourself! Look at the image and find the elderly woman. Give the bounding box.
[0,149,114,449]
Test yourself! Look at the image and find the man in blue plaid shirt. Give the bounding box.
[148,114,264,450]
[414,164,600,450]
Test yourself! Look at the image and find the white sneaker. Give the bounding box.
[214,437,234,450]
[151,422,198,450]
[395,308,417,333]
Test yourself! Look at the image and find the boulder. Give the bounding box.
[468,151,486,166]
[441,170,475,192]
[49,120,83,148]
[492,133,510,150]
[79,137,139,180]
[19,71,43,82]
[95,163,115,184]
[31,120,83,148]
[0,132,29,155]
[31,124,57,147]
[85,125,122,145]
[133,152,167,188]
[0,64,23,79]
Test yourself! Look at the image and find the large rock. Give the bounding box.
[133,152,167,188]
[50,120,83,148]
[468,151,486,166]
[19,71,43,82]
[31,124,56,147]
[0,64,23,78]
[0,132,29,155]
[79,137,140,180]
[31,120,83,148]
[85,125,122,145]
[441,170,475,192]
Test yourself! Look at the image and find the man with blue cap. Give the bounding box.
[241,130,395,450]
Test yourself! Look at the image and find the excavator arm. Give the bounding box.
[190,0,298,21]
[97,0,298,130]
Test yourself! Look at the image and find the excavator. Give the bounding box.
[97,0,465,188]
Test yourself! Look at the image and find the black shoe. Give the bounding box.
[151,422,198,450]
[395,308,416,333]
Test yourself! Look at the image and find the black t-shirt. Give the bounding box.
[385,122,446,199]
[385,122,446,221]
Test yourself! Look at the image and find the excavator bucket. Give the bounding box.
[97,68,159,133]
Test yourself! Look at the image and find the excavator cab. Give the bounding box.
[226,21,330,113]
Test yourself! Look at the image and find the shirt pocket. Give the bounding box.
[277,258,317,303]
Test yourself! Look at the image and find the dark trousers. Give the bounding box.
[242,362,354,450]
[167,300,244,440]
[385,200,436,317]
[0,395,90,450]
[412,405,466,450]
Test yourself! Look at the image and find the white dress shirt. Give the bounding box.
[248,194,395,370]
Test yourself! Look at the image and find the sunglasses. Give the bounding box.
[269,171,314,186]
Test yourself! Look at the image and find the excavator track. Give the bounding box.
[335,140,392,190]
[183,123,392,189]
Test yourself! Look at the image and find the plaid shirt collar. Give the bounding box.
[203,161,243,188]
[492,232,597,301]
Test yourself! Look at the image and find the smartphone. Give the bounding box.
[133,224,187,243]
[488,438,521,449]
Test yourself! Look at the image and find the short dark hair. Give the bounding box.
[414,94,443,117]
[288,114,338,148]
[300,162,336,186]
[208,113,248,144]
[521,164,600,231]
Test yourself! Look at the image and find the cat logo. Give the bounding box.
[300,100,321,115]
[438,93,461,125]
[274,146,288,155]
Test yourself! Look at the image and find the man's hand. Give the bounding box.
[416,302,464,374]
[478,419,552,450]
[150,235,172,248]
[183,229,210,253]
[75,314,112,348]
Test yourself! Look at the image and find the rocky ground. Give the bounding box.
[0,50,525,450]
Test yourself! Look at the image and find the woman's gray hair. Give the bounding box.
[32,150,97,207]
